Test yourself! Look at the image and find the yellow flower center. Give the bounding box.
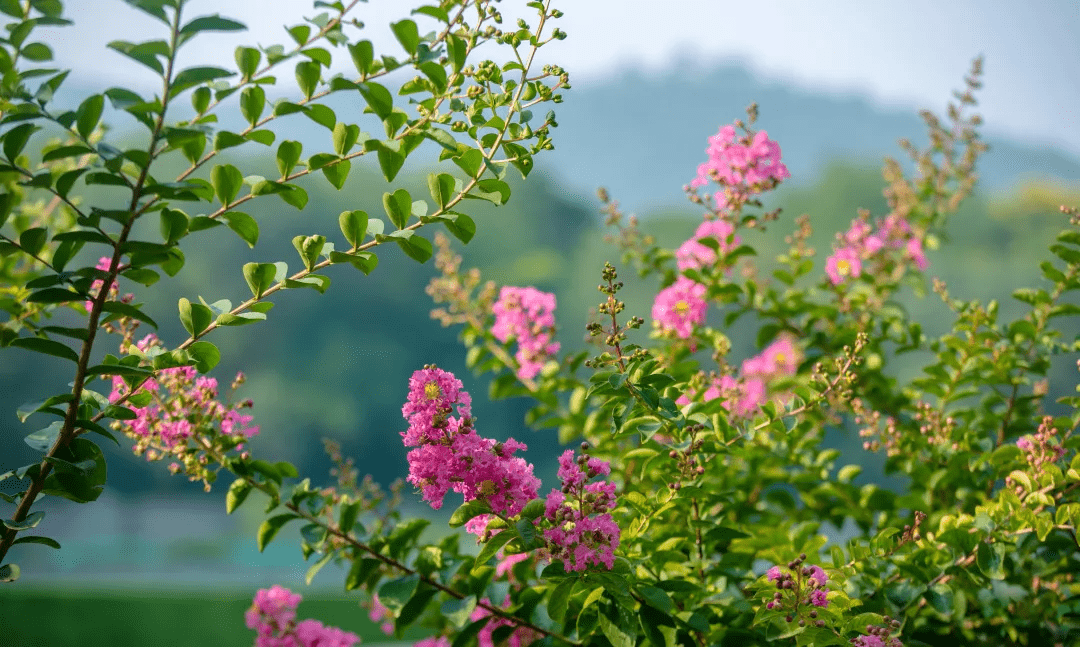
[837,259,851,276]
[774,352,787,367]
[674,300,690,316]
[424,381,441,400]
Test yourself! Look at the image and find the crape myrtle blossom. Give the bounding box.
[651,276,707,339]
[675,218,741,271]
[491,286,561,381]
[84,255,132,312]
[677,336,801,419]
[107,333,258,490]
[245,585,360,647]
[764,555,830,625]
[469,595,541,647]
[687,124,790,212]
[541,449,620,572]
[826,213,929,285]
[401,366,540,535]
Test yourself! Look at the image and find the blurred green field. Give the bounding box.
[0,586,402,647]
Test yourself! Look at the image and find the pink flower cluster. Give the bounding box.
[825,214,928,285]
[765,559,829,611]
[401,367,540,534]
[677,336,799,419]
[652,277,707,340]
[675,218,741,271]
[367,594,394,636]
[85,255,131,312]
[688,125,790,211]
[1016,416,1068,471]
[108,334,257,483]
[850,619,904,647]
[491,286,561,380]
[245,585,359,647]
[542,449,620,572]
[469,595,540,647]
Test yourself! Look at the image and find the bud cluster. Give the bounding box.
[850,617,903,647]
[765,554,830,627]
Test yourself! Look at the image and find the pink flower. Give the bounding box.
[369,595,395,636]
[495,550,530,579]
[675,218,741,271]
[492,286,560,381]
[401,367,539,521]
[906,237,928,270]
[541,450,619,572]
[767,566,782,581]
[469,596,540,647]
[743,336,799,379]
[1016,437,1034,452]
[809,588,829,608]
[414,638,451,647]
[825,247,862,285]
[246,586,358,647]
[652,277,707,339]
[808,565,828,586]
[688,124,789,206]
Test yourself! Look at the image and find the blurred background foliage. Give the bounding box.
[1,57,1078,645]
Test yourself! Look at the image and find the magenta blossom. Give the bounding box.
[676,218,741,271]
[542,449,620,572]
[492,286,561,380]
[652,276,707,339]
[825,247,862,285]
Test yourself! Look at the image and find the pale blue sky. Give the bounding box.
[39,0,1080,157]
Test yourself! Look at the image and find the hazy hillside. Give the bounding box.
[544,63,1080,212]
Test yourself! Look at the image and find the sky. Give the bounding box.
[35,0,1080,156]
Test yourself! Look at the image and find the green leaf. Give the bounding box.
[345,557,380,591]
[12,535,60,549]
[211,163,243,205]
[382,188,411,229]
[305,551,334,585]
[159,208,189,244]
[637,585,674,615]
[514,518,539,549]
[357,82,393,120]
[291,235,325,271]
[21,42,53,61]
[295,61,320,99]
[321,158,350,190]
[390,19,419,55]
[75,94,104,139]
[191,86,211,113]
[171,66,234,95]
[329,251,377,275]
[338,210,368,248]
[435,211,475,244]
[449,499,491,527]
[179,14,246,37]
[239,85,265,125]
[474,529,515,569]
[976,542,1006,580]
[388,230,432,264]
[222,211,259,248]
[257,513,299,552]
[466,178,510,205]
[925,582,955,616]
[598,608,634,647]
[305,104,336,130]
[441,597,477,629]
[348,40,373,76]
[548,578,576,621]
[11,336,79,363]
[26,287,81,304]
[24,420,63,452]
[427,172,456,209]
[235,46,261,80]
[107,39,167,74]
[283,275,330,293]
[242,262,277,298]
[19,226,47,257]
[378,574,420,615]
[339,500,361,534]
[189,340,220,372]
[42,144,95,162]
[178,297,213,337]
[453,148,484,177]
[332,122,360,155]
[276,140,302,177]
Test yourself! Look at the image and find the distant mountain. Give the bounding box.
[539,64,1080,213]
